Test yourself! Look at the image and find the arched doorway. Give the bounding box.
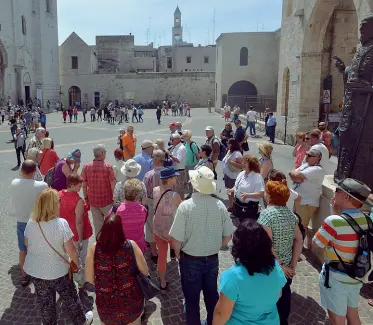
[68,86,81,107]
[228,80,258,113]
[299,0,359,129]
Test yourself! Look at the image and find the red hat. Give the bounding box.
[169,122,176,127]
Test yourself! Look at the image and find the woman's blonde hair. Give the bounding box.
[124,178,143,201]
[42,138,53,149]
[31,189,60,222]
[258,142,273,159]
[183,130,192,138]
[154,139,165,151]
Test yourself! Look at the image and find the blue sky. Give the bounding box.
[58,0,283,46]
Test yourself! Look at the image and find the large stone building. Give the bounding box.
[0,0,60,108]
[215,31,280,112]
[276,0,373,143]
[59,6,215,108]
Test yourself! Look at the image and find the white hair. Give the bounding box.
[93,144,106,158]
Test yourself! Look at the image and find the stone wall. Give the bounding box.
[60,72,215,107]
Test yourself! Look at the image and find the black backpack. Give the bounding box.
[189,141,200,156]
[213,137,227,161]
[328,213,373,284]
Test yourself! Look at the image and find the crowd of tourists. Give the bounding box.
[8,103,373,325]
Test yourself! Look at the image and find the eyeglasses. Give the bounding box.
[306,153,317,158]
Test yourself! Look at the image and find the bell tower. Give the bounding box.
[172,6,183,47]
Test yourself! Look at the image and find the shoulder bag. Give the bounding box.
[154,189,173,216]
[38,222,79,279]
[128,240,160,299]
[39,149,49,170]
[227,152,242,173]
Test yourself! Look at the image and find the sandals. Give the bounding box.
[21,275,31,287]
[160,281,169,294]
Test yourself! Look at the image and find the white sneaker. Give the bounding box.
[84,311,93,325]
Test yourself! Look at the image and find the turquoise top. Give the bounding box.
[220,261,286,325]
[185,142,199,166]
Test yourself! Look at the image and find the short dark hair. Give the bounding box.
[96,214,126,256]
[200,144,212,157]
[232,220,275,276]
[268,169,287,185]
[228,138,241,152]
[21,160,37,174]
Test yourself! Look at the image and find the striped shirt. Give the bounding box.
[313,209,373,283]
[169,193,234,256]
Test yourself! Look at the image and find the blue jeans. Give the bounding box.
[267,125,276,143]
[179,255,219,325]
[245,121,256,135]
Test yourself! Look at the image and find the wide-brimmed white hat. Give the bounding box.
[120,159,141,178]
[189,166,216,195]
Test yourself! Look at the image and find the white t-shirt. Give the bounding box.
[24,218,73,280]
[223,151,243,179]
[11,179,48,223]
[246,110,257,122]
[286,189,298,211]
[171,143,187,170]
[294,163,325,207]
[234,171,265,203]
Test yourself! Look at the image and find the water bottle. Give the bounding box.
[356,251,369,278]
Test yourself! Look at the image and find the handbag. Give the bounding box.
[38,222,79,279]
[233,197,259,220]
[241,141,249,152]
[227,153,242,173]
[128,241,160,299]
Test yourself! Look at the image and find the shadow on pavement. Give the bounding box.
[290,293,329,325]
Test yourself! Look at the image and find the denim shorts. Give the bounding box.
[17,221,27,252]
[319,269,362,316]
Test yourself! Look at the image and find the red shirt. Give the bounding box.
[39,148,60,175]
[81,160,116,207]
[59,190,93,242]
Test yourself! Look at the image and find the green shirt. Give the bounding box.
[185,142,199,166]
[258,206,298,266]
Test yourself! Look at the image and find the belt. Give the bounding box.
[180,251,218,260]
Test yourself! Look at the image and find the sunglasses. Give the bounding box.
[306,153,317,158]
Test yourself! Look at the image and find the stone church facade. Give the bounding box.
[276,0,373,143]
[0,0,60,108]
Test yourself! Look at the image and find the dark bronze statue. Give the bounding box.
[333,14,373,189]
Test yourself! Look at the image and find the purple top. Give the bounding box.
[51,160,70,191]
[116,202,147,252]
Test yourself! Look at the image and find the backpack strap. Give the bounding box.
[326,213,365,285]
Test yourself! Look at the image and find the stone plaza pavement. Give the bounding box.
[0,107,372,324]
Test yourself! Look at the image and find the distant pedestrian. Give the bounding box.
[40,112,47,129]
[73,106,78,123]
[90,107,96,122]
[293,132,308,169]
[68,107,73,123]
[124,106,129,123]
[82,107,87,123]
[156,106,162,124]
[97,107,102,121]
[62,109,67,123]
[245,106,257,136]
[267,113,277,143]
[132,105,139,123]
[15,128,26,166]
[138,106,144,122]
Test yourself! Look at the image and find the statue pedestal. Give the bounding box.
[305,175,372,265]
